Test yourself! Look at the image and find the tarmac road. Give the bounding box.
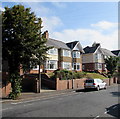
[1,84,119,118]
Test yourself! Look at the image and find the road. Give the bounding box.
[1,84,120,118]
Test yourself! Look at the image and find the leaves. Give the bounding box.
[2,5,51,99]
[105,56,119,77]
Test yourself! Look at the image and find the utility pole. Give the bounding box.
[38,18,42,93]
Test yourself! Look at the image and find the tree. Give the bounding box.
[2,5,51,99]
[105,56,119,78]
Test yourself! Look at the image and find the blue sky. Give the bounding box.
[1,1,118,50]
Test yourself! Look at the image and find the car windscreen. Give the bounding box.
[85,80,94,83]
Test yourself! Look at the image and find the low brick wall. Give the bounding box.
[0,83,11,98]
[56,78,87,90]
[56,77,118,91]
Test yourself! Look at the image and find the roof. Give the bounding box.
[66,41,84,53]
[46,38,70,50]
[66,41,79,49]
[111,50,120,56]
[101,48,116,56]
[83,46,98,54]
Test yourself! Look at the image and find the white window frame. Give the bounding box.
[97,54,102,59]
[62,50,71,57]
[62,62,71,70]
[73,51,80,58]
[95,63,102,70]
[73,63,80,70]
[46,60,58,70]
[47,48,58,55]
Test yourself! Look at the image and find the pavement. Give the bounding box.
[1,87,80,103]
[1,84,118,103]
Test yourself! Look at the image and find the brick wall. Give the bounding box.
[83,63,95,72]
[55,77,117,90]
[1,83,11,98]
[56,78,87,90]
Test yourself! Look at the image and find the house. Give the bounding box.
[31,31,72,73]
[66,41,84,71]
[111,50,120,57]
[82,42,116,73]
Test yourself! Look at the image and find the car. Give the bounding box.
[84,78,107,91]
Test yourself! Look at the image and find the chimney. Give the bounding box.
[44,30,49,40]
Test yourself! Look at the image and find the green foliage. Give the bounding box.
[2,5,51,99]
[105,56,119,78]
[9,72,22,100]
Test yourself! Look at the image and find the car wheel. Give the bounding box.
[96,86,100,91]
[104,85,107,89]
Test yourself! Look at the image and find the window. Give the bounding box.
[33,65,39,70]
[95,63,102,70]
[46,60,57,70]
[73,51,80,58]
[62,62,71,70]
[98,63,102,69]
[73,63,80,70]
[97,54,102,59]
[63,50,71,57]
[47,48,58,55]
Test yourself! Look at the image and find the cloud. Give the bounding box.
[50,21,118,50]
[41,16,63,33]
[51,2,67,8]
[91,21,117,30]
[0,7,5,11]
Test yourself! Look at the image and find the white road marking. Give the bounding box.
[94,115,100,119]
[0,107,13,112]
[23,103,33,107]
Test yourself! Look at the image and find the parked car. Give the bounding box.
[84,78,107,91]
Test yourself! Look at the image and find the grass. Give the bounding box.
[46,70,108,80]
[85,73,108,79]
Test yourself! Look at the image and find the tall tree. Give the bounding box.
[105,56,119,78]
[2,5,50,99]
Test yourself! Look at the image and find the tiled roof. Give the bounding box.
[46,38,70,50]
[111,50,120,56]
[101,48,116,56]
[83,46,98,54]
[66,41,79,49]
[66,41,84,53]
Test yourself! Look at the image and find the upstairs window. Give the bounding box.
[63,50,71,57]
[47,48,58,55]
[73,51,80,58]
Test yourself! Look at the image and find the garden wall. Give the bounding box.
[55,77,117,90]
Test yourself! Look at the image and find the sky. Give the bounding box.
[1,0,119,50]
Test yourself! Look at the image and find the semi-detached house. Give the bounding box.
[82,42,116,73]
[31,31,84,73]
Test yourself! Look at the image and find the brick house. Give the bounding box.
[66,41,84,71]
[31,31,72,73]
[82,42,116,73]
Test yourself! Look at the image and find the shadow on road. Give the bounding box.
[110,92,120,97]
[75,88,97,93]
[106,103,120,118]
